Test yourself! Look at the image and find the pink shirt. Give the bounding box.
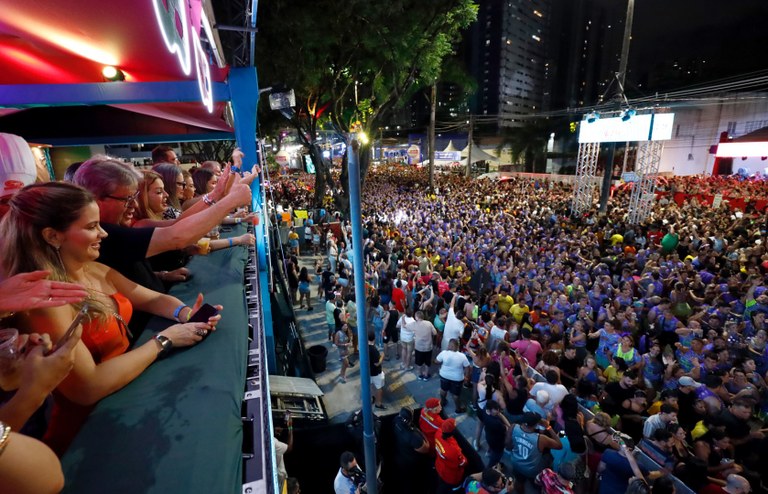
[510,339,542,367]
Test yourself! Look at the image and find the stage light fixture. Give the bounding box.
[620,108,636,122]
[102,65,125,81]
[585,111,599,123]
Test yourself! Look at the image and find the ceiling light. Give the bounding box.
[102,66,125,81]
[585,111,599,123]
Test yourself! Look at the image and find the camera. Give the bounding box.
[349,466,367,490]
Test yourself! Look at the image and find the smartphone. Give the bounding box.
[49,303,90,354]
[188,303,219,323]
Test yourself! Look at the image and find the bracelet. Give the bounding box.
[235,217,242,224]
[173,304,190,322]
[228,238,234,247]
[0,421,10,458]
[202,194,216,206]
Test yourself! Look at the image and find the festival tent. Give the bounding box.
[460,143,501,163]
[442,140,460,152]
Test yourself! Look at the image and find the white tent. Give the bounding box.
[442,140,460,152]
[460,143,500,163]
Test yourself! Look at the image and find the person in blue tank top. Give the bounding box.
[508,412,562,493]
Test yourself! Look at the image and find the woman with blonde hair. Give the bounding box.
[0,182,222,455]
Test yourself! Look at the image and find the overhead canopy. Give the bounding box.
[0,0,233,143]
[460,144,500,163]
[715,126,768,158]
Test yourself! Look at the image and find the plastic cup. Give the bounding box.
[0,328,19,373]
[197,237,211,255]
[207,226,220,240]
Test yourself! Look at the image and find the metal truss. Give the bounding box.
[627,140,663,225]
[570,142,601,217]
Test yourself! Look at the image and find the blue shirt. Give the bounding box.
[598,450,636,494]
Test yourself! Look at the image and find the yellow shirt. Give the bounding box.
[510,304,530,324]
[497,294,515,315]
[603,365,623,383]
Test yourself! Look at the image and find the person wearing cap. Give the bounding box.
[419,397,445,453]
[476,400,510,468]
[434,418,467,494]
[508,412,562,492]
[0,133,38,218]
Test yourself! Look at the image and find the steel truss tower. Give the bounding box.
[627,140,663,224]
[570,142,601,217]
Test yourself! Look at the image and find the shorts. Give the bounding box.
[388,327,400,344]
[298,281,310,293]
[371,372,385,390]
[440,377,463,396]
[470,365,482,384]
[414,349,432,366]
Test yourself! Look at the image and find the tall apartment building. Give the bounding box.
[467,0,553,128]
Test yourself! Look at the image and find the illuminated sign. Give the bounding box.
[715,142,768,158]
[152,0,214,113]
[435,151,461,160]
[578,113,675,144]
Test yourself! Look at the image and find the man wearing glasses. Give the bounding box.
[73,156,255,335]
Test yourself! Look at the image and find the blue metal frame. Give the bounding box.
[0,81,229,107]
[229,67,277,374]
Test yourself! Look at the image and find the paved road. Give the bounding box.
[293,254,478,443]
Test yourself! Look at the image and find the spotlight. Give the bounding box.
[102,66,125,81]
[585,111,599,123]
[620,108,636,122]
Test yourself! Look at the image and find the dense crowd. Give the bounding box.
[284,166,768,494]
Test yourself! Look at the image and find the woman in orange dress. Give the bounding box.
[0,182,222,455]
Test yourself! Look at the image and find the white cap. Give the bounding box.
[679,376,702,388]
[0,133,37,198]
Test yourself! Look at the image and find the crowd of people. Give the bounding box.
[279,165,768,494]
[0,139,258,493]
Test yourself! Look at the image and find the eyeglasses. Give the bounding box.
[104,190,139,207]
[176,182,187,189]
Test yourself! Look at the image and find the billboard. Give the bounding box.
[578,113,674,144]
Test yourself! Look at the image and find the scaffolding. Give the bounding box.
[627,140,663,224]
[570,142,601,217]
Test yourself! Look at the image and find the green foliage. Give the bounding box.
[255,0,478,211]
[496,120,552,173]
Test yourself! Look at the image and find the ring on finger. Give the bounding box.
[195,329,208,337]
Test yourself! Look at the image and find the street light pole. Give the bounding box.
[347,138,378,494]
[599,0,635,213]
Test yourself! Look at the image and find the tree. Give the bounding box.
[496,119,551,173]
[256,0,477,215]
[182,140,237,164]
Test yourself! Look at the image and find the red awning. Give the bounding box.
[0,0,232,135]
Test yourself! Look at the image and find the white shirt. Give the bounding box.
[441,307,464,351]
[334,468,357,494]
[436,349,470,381]
[409,320,437,352]
[530,382,569,410]
[398,315,416,342]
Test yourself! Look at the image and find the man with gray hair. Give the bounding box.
[723,474,751,494]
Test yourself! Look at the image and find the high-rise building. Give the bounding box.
[467,0,554,128]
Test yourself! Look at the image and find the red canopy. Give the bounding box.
[0,0,232,136]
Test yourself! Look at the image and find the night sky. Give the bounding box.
[627,0,768,90]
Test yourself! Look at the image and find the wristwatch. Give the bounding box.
[154,335,173,357]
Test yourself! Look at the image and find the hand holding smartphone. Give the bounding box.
[48,303,89,355]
